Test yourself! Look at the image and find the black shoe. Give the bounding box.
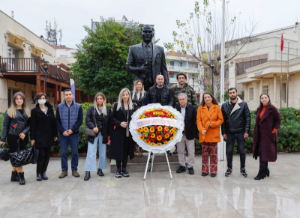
[36,173,42,181]
[266,167,270,177]
[254,169,266,180]
[202,173,208,177]
[42,172,48,180]
[167,150,172,155]
[225,168,232,177]
[211,174,216,177]
[173,150,178,155]
[176,166,186,173]
[11,171,19,182]
[122,168,130,177]
[115,168,122,178]
[84,171,90,181]
[97,169,104,176]
[240,168,247,178]
[18,172,26,185]
[188,167,194,175]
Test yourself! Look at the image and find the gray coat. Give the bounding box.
[126,43,169,88]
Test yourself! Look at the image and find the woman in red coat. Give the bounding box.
[252,93,281,180]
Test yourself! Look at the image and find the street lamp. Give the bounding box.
[192,77,195,89]
[43,60,48,95]
[210,59,215,96]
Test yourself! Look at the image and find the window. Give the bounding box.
[236,58,268,75]
[178,62,183,67]
[188,62,198,68]
[8,88,20,108]
[249,87,254,101]
[31,90,37,104]
[60,55,68,57]
[263,86,268,94]
[169,61,174,66]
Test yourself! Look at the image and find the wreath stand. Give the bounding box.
[143,151,173,180]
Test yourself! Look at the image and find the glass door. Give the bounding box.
[7,46,19,71]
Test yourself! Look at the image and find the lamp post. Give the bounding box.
[192,77,195,89]
[210,59,215,96]
[43,60,48,95]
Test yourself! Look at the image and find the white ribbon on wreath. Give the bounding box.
[129,103,185,154]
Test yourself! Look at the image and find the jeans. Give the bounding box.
[84,133,107,171]
[60,133,79,171]
[226,131,245,169]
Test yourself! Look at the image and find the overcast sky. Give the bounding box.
[1,0,300,49]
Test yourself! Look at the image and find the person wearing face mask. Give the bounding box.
[221,88,251,178]
[0,92,31,185]
[252,93,281,180]
[30,93,58,181]
[197,92,223,177]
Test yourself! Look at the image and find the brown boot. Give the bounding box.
[59,171,68,179]
[72,170,80,177]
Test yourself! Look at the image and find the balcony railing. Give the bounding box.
[167,65,199,72]
[0,56,70,84]
[0,57,39,72]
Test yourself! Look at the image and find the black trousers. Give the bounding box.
[37,147,51,173]
[257,126,268,170]
[226,131,246,169]
[116,137,130,169]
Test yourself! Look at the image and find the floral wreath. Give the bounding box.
[129,103,184,153]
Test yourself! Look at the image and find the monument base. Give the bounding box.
[110,153,179,172]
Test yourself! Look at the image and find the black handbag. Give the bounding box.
[9,139,34,167]
[0,148,9,161]
[84,108,97,137]
[32,148,39,164]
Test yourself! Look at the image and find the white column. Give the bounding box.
[259,79,263,95]
[273,75,277,103]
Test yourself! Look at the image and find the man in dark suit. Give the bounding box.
[175,93,198,175]
[126,24,169,91]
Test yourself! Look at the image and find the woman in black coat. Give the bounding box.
[83,92,111,181]
[109,88,137,178]
[0,92,31,185]
[252,93,281,180]
[30,93,58,181]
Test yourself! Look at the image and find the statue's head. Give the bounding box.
[141,24,154,43]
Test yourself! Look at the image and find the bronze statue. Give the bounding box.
[126,25,169,91]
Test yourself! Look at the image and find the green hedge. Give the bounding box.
[1,106,300,154]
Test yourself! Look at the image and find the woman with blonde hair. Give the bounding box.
[109,88,137,178]
[131,80,149,109]
[84,92,111,181]
[0,92,31,185]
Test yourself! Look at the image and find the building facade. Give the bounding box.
[165,51,201,93]
[0,10,87,112]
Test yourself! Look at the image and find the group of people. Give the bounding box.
[0,72,281,185]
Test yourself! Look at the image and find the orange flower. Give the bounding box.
[164,126,169,132]
[140,135,144,140]
[165,133,170,138]
[151,134,156,138]
[157,126,163,131]
[143,133,146,137]
[151,142,155,146]
[145,139,151,144]
[137,129,141,133]
[144,127,149,132]
[170,137,174,140]
[150,127,155,132]
[170,129,174,134]
[157,143,162,146]
[157,136,162,141]
[173,131,177,136]
[163,141,168,144]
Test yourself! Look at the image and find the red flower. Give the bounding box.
[154,125,158,129]
[152,115,155,117]
[161,115,165,118]
[167,115,170,118]
[156,131,160,135]
[13,124,17,129]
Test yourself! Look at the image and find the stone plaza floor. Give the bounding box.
[0,153,300,218]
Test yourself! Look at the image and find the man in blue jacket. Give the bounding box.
[56,89,83,178]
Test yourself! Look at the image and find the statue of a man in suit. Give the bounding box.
[126,24,169,91]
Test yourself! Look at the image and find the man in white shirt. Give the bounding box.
[175,93,198,175]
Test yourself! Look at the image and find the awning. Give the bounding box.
[6,31,53,57]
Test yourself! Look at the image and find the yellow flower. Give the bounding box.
[140,135,144,140]
[170,137,174,140]
[137,129,141,133]
[143,133,146,137]
[151,142,155,146]
[150,127,155,132]
[145,139,151,144]
[173,132,177,136]
[165,133,170,138]
[144,127,149,132]
[163,141,168,144]
[170,129,174,134]
[141,115,146,119]
[157,143,162,146]
[143,110,148,113]
[140,128,144,132]
[157,136,162,141]
[151,134,156,138]
[159,112,163,115]
[157,126,163,131]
